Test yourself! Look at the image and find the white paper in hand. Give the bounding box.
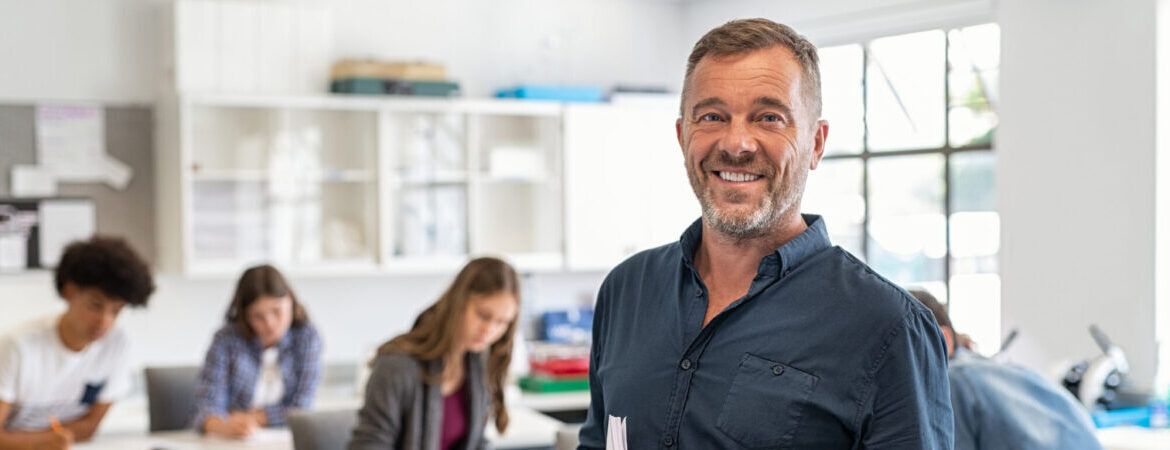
[606,415,628,450]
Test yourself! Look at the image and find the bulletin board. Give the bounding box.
[0,103,156,267]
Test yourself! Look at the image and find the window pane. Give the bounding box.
[949,151,1000,351]
[803,159,864,257]
[819,45,864,156]
[949,274,1001,353]
[866,30,946,151]
[866,155,946,286]
[948,24,1000,148]
[950,151,998,273]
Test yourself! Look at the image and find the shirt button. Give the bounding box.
[695,289,703,297]
[772,365,784,376]
[680,359,692,370]
[664,435,675,446]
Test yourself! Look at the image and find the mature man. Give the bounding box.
[908,289,1103,450]
[578,19,953,449]
[0,236,155,450]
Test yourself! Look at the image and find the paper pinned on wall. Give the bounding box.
[10,165,57,197]
[38,199,96,268]
[35,104,134,190]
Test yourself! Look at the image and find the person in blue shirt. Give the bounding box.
[577,18,953,450]
[908,289,1103,450]
[193,264,322,439]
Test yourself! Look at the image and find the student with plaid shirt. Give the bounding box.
[193,264,322,439]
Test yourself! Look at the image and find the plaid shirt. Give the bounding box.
[192,323,322,428]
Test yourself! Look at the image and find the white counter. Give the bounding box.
[89,396,561,449]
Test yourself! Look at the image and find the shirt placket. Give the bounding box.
[659,268,780,449]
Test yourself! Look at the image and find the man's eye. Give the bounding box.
[699,113,722,122]
[760,113,782,123]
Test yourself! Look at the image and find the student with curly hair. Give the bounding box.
[0,236,155,450]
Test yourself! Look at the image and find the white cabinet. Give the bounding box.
[563,99,699,271]
[156,94,563,276]
[156,93,694,276]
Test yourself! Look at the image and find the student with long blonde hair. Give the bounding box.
[349,257,520,450]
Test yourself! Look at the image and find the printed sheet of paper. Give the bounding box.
[607,415,628,450]
[35,104,133,189]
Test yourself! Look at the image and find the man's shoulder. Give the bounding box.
[605,241,682,281]
[806,249,931,332]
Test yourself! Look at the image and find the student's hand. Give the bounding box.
[226,411,260,437]
[42,427,74,450]
[207,413,258,439]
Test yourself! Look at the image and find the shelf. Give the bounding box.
[476,175,551,185]
[183,258,383,279]
[191,169,375,183]
[182,92,564,117]
[390,171,470,187]
[517,391,591,412]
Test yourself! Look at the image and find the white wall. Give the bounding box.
[0,0,167,104]
[997,0,1159,385]
[1156,0,1170,392]
[682,0,993,47]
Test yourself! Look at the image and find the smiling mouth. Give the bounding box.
[715,171,762,182]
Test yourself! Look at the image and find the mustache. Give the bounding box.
[701,151,773,176]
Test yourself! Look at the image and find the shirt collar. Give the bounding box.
[680,214,832,277]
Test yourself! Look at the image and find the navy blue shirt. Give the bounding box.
[579,215,953,449]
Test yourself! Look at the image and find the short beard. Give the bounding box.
[699,187,781,240]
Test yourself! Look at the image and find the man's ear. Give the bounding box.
[809,119,829,170]
[676,117,685,152]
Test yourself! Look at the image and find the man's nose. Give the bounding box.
[720,118,759,155]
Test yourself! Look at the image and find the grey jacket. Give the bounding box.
[348,350,491,450]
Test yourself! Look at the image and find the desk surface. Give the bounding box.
[83,404,561,450]
[1097,426,1170,450]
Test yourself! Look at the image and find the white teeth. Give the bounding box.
[718,171,760,182]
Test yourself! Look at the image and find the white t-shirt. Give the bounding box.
[0,315,133,431]
[250,347,284,409]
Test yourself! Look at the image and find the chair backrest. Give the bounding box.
[143,365,201,432]
[289,408,359,450]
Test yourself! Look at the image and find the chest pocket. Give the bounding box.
[716,353,819,449]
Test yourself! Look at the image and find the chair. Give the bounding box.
[143,365,201,432]
[555,422,582,450]
[289,408,359,450]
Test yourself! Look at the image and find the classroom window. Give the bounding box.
[803,23,1001,350]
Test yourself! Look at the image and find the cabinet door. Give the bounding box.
[564,101,698,271]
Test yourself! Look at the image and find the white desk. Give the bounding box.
[1097,426,1170,450]
[79,406,560,450]
[75,430,289,450]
